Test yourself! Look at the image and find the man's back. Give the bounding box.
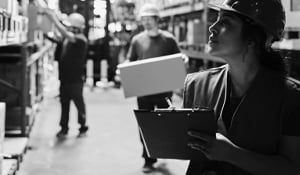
[59,34,88,83]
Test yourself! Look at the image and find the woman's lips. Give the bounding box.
[208,39,218,45]
[208,36,218,44]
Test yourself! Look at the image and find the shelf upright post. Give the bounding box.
[20,44,28,136]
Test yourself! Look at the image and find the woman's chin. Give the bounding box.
[207,49,219,56]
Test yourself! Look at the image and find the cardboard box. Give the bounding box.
[38,15,54,33]
[118,53,187,98]
[27,3,38,42]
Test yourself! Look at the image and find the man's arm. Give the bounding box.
[44,33,59,44]
[126,37,138,62]
[43,9,76,42]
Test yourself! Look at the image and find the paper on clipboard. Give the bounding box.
[134,109,217,160]
[117,53,187,98]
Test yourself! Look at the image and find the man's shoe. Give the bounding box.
[56,129,68,138]
[78,126,89,137]
[142,163,155,173]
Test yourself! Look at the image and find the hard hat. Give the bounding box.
[139,3,160,18]
[67,13,85,29]
[209,0,285,41]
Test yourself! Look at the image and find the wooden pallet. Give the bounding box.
[3,137,28,169]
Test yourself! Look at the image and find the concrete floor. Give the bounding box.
[17,84,189,175]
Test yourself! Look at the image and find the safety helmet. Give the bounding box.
[67,13,85,29]
[209,0,286,41]
[139,3,160,18]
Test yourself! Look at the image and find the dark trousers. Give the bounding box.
[137,93,171,164]
[59,82,86,131]
[93,58,101,86]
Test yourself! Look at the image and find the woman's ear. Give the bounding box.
[248,40,255,47]
[247,40,256,49]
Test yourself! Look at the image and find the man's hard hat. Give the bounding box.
[139,3,160,18]
[209,0,285,41]
[67,13,85,29]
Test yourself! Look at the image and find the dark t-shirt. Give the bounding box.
[127,30,180,61]
[59,34,88,83]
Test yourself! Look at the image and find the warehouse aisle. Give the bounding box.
[17,83,188,175]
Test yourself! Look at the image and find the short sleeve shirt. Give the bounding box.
[127,30,180,61]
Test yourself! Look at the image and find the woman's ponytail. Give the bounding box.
[261,48,287,75]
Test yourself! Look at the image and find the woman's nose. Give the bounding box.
[209,22,218,35]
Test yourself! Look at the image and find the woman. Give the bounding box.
[184,0,300,174]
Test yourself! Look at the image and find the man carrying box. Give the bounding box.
[126,3,181,173]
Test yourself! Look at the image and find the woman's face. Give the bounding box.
[208,10,248,60]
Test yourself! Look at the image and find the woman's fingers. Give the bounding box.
[188,142,211,155]
[188,131,211,143]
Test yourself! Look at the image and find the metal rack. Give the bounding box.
[0,42,54,136]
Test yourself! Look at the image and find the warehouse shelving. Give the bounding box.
[0,1,57,174]
[0,8,28,47]
[1,1,56,136]
[0,42,54,137]
[0,38,54,175]
[159,0,214,18]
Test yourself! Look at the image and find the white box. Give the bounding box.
[118,53,187,98]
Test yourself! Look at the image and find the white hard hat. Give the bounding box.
[67,13,85,29]
[139,3,160,18]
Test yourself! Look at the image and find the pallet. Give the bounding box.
[2,159,18,175]
[3,137,28,169]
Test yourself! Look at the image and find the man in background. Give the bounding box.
[44,9,89,138]
[126,3,181,173]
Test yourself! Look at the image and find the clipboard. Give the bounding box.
[134,108,217,160]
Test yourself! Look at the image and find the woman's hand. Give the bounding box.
[187,131,237,161]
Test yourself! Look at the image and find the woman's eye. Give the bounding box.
[220,19,230,26]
